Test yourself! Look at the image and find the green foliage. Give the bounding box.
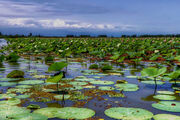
[101,65,113,71]
[175,56,180,62]
[0,55,5,63]
[48,62,68,72]
[7,70,24,78]
[89,64,99,69]
[117,56,125,63]
[6,52,20,62]
[46,73,63,83]
[45,56,54,62]
[141,67,167,77]
[167,70,180,80]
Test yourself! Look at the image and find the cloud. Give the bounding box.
[1,17,123,30]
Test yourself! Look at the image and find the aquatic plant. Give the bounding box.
[101,65,113,71]
[6,52,20,62]
[89,64,99,69]
[7,70,24,78]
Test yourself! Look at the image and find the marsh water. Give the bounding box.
[0,55,179,120]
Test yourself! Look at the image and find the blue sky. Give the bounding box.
[0,0,180,36]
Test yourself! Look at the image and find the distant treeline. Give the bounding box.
[1,32,180,38]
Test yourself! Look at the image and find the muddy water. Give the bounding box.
[0,56,179,120]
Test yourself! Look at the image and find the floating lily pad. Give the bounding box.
[108,93,125,98]
[90,80,114,85]
[9,113,48,120]
[0,93,16,99]
[0,82,17,86]
[104,107,153,120]
[0,98,21,105]
[83,85,96,89]
[126,76,138,78]
[153,95,176,100]
[152,101,180,112]
[157,91,174,95]
[15,94,31,99]
[15,85,32,89]
[99,86,115,91]
[42,89,55,92]
[27,104,40,109]
[56,107,95,119]
[115,83,139,91]
[7,88,30,93]
[153,114,180,120]
[141,80,165,85]
[54,95,71,100]
[19,80,44,85]
[68,81,88,86]
[0,105,30,119]
[0,78,19,81]
[75,78,95,82]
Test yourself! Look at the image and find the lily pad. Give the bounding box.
[153,114,180,120]
[99,86,115,91]
[0,105,30,119]
[152,101,180,112]
[15,94,31,99]
[157,91,174,95]
[68,81,88,86]
[104,107,153,120]
[115,83,139,91]
[34,107,95,119]
[7,88,30,93]
[27,104,40,109]
[0,98,21,105]
[153,95,176,100]
[19,80,44,85]
[8,113,48,120]
[90,80,114,85]
[0,78,19,81]
[15,85,32,89]
[0,82,17,86]
[54,95,71,100]
[141,80,165,85]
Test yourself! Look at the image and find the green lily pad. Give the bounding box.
[27,104,40,109]
[15,85,32,89]
[115,83,139,91]
[68,81,88,86]
[152,101,180,112]
[126,76,138,78]
[0,78,19,81]
[90,80,114,85]
[75,78,95,82]
[8,113,48,120]
[153,114,180,120]
[15,94,31,99]
[54,95,71,100]
[7,88,30,93]
[0,105,30,119]
[0,98,21,105]
[19,80,44,85]
[56,107,95,119]
[34,107,94,119]
[42,89,55,92]
[83,85,96,89]
[104,107,153,120]
[0,93,16,99]
[141,80,165,85]
[99,86,115,91]
[153,95,176,100]
[0,82,17,86]
[157,91,174,95]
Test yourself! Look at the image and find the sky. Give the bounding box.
[0,0,180,36]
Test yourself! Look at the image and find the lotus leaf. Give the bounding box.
[19,80,44,85]
[153,114,180,120]
[90,80,114,85]
[99,86,115,91]
[104,107,153,120]
[115,83,139,91]
[152,101,180,112]
[8,113,48,120]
